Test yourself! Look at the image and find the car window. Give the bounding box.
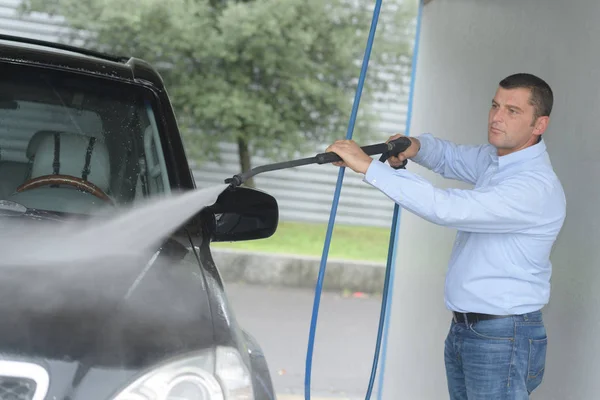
[0,63,171,215]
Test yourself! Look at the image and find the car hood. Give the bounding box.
[0,247,216,370]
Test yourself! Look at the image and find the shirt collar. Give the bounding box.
[489,138,547,169]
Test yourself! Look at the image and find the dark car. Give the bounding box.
[0,34,279,400]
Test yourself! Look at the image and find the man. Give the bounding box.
[326,73,566,399]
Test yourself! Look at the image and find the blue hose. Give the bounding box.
[375,2,424,399]
[304,1,383,399]
[304,0,425,399]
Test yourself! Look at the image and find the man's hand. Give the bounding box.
[386,133,420,168]
[325,140,373,174]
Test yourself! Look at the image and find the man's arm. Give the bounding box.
[408,133,492,185]
[364,160,564,234]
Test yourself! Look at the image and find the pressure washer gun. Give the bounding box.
[225,136,413,188]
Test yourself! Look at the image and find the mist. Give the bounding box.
[0,184,229,266]
[0,184,230,365]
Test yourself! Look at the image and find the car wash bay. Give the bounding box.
[378,0,600,399]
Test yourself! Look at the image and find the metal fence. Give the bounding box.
[0,0,410,227]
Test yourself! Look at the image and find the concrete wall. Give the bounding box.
[383,0,600,399]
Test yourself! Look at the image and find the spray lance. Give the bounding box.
[224,136,412,188]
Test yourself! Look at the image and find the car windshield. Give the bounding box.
[0,62,171,216]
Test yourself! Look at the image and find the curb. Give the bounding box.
[212,248,387,295]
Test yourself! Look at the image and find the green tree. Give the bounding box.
[20,0,416,187]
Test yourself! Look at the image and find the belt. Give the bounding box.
[452,311,511,325]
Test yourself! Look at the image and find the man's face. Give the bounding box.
[488,86,548,156]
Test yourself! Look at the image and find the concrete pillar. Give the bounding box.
[382,0,600,399]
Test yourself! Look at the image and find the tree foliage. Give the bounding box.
[20,0,416,184]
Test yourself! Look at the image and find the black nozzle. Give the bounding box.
[224,175,243,187]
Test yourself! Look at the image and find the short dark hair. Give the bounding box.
[499,73,553,121]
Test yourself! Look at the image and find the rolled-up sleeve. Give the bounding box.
[364,160,559,234]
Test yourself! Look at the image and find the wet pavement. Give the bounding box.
[225,282,386,399]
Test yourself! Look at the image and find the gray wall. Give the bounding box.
[0,0,411,228]
[383,0,600,399]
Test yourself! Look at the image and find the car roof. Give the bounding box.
[0,34,164,87]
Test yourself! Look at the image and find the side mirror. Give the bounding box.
[206,186,279,242]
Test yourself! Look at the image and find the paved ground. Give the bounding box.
[224,282,386,399]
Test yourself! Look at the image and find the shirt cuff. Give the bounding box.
[364,159,395,191]
[411,133,433,164]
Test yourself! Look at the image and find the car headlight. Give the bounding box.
[112,346,254,400]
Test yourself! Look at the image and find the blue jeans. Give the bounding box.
[444,310,547,399]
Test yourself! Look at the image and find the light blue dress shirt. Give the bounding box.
[364,133,566,315]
